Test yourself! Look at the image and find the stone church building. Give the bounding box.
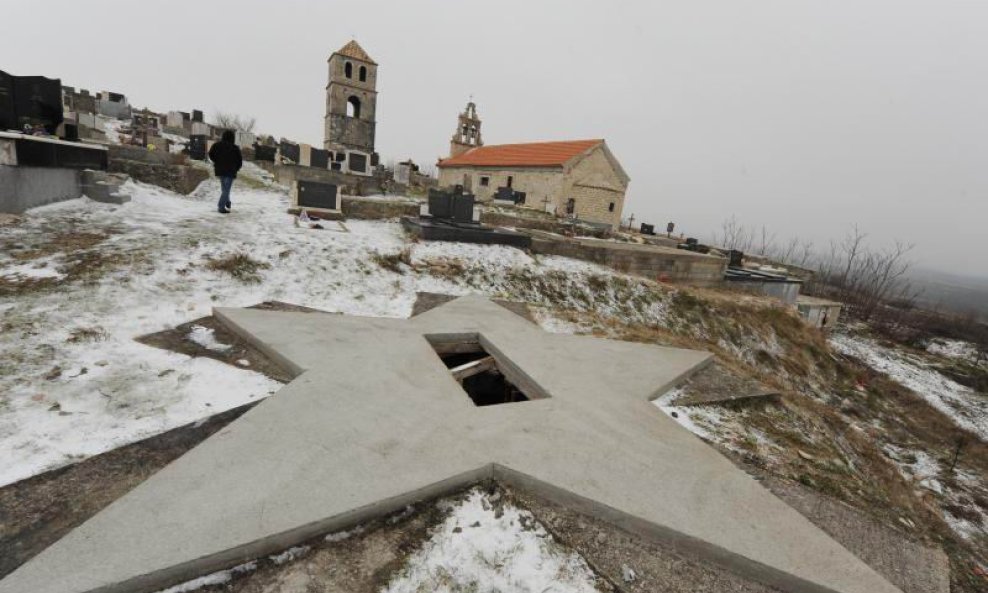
[324,40,377,156]
[438,105,629,228]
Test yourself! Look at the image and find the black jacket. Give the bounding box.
[208,140,243,178]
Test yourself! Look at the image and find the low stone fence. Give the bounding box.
[107,159,209,195]
[104,144,208,195]
[267,164,383,196]
[524,230,727,287]
[481,211,610,239]
[341,196,419,219]
[107,144,184,166]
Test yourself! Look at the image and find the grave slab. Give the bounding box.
[0,296,903,593]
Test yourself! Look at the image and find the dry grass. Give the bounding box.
[7,232,110,262]
[205,253,271,283]
[540,284,988,589]
[372,247,413,274]
[67,327,108,343]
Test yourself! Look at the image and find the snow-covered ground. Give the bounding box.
[383,489,603,593]
[926,338,982,364]
[830,333,988,441]
[0,172,647,487]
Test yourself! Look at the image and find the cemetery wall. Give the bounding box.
[480,211,611,238]
[108,144,185,166]
[525,231,727,287]
[107,159,208,195]
[341,197,419,219]
[0,165,81,213]
[271,164,382,196]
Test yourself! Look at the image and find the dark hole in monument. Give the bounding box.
[428,337,530,406]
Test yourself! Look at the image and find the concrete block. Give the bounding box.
[0,165,81,213]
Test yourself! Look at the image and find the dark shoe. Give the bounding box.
[218,208,230,214]
[225,202,232,211]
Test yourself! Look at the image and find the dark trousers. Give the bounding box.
[218,176,234,210]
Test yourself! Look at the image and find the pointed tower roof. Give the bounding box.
[333,40,376,65]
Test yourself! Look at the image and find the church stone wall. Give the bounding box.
[438,166,565,210]
[562,146,628,229]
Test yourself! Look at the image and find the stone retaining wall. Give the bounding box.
[108,144,185,166]
[268,164,383,196]
[107,159,209,195]
[525,231,726,287]
[341,197,419,219]
[481,211,610,239]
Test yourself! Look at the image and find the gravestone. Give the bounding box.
[428,188,454,219]
[0,70,63,133]
[394,162,411,184]
[253,144,276,162]
[347,151,368,174]
[188,135,207,160]
[298,144,313,167]
[290,180,341,218]
[309,148,329,169]
[279,141,300,164]
[451,193,476,223]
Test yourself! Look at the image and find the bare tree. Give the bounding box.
[756,225,776,256]
[213,112,257,133]
[716,215,755,251]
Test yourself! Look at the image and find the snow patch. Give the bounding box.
[926,338,980,363]
[269,545,310,565]
[155,561,257,593]
[0,261,64,280]
[186,325,232,352]
[382,489,602,593]
[831,333,988,440]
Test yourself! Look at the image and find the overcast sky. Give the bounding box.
[4,1,986,277]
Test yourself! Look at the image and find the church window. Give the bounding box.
[347,96,361,118]
[480,176,489,186]
[359,65,367,81]
[609,202,615,212]
[344,62,353,78]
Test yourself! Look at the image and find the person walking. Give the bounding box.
[207,130,243,214]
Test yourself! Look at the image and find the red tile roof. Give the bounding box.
[438,139,603,168]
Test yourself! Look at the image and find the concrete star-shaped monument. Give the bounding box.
[1,296,902,593]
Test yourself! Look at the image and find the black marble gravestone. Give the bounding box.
[309,148,329,169]
[296,180,339,211]
[0,70,62,133]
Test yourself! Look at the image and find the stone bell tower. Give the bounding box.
[324,40,378,153]
[449,100,482,158]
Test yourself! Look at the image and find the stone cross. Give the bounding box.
[0,297,902,593]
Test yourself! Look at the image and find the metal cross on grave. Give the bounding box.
[0,297,903,593]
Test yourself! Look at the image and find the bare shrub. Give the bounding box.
[213,112,256,133]
[372,247,413,274]
[206,253,270,283]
